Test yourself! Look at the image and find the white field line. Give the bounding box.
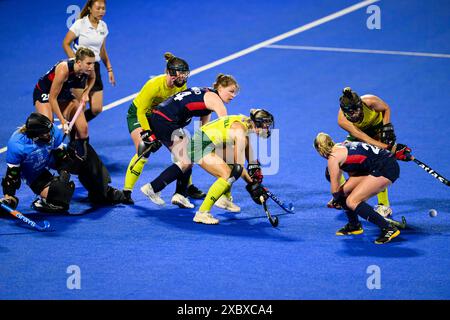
[265,44,450,59]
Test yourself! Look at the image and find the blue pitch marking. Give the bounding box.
[1,0,450,299]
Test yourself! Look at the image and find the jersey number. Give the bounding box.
[361,143,380,154]
[41,93,49,102]
[174,91,192,101]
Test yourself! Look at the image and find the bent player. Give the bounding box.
[314,132,412,244]
[188,109,274,224]
[335,87,398,217]
[34,47,96,158]
[140,74,239,210]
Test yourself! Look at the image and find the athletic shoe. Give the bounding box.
[374,226,400,244]
[193,211,219,225]
[171,193,194,209]
[140,183,165,205]
[122,190,135,205]
[214,194,241,212]
[32,198,66,213]
[186,184,206,199]
[336,222,364,235]
[374,205,393,218]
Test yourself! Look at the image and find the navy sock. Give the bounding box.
[84,109,97,122]
[345,210,360,226]
[175,168,191,196]
[151,164,183,193]
[354,202,389,229]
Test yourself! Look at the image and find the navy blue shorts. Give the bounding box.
[370,156,400,183]
[33,87,75,104]
[149,113,186,148]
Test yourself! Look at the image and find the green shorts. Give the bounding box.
[126,102,151,133]
[346,122,384,142]
[189,130,215,163]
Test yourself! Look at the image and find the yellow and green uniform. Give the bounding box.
[126,74,187,132]
[189,115,250,213]
[189,115,250,163]
[345,102,389,207]
[346,102,383,141]
[124,74,187,192]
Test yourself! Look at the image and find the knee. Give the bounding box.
[227,164,243,184]
[345,196,360,211]
[179,162,193,172]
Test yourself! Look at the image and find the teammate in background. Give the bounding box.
[140,74,240,210]
[33,47,95,158]
[314,132,412,244]
[63,0,115,122]
[335,87,398,217]
[0,113,125,214]
[187,109,273,224]
[123,53,205,204]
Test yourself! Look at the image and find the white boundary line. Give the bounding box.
[0,0,378,155]
[265,44,450,59]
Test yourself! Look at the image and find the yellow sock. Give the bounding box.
[377,188,390,207]
[199,178,231,212]
[124,154,148,191]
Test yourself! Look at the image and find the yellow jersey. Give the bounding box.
[201,115,250,145]
[354,102,383,131]
[133,74,187,130]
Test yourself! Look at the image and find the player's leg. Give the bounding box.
[375,188,392,217]
[123,125,146,205]
[85,90,103,121]
[193,153,236,224]
[345,176,399,244]
[34,101,53,122]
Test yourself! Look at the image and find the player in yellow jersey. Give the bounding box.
[331,87,398,217]
[122,52,204,204]
[188,109,274,224]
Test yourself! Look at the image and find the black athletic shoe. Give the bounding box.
[122,190,135,205]
[374,226,400,244]
[336,222,364,235]
[186,184,206,199]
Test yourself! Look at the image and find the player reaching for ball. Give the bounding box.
[314,132,412,244]
[187,109,274,224]
[333,87,400,217]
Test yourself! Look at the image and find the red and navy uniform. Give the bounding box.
[340,141,399,182]
[33,59,87,104]
[150,87,214,147]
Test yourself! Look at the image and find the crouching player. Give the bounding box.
[314,132,412,244]
[0,113,124,215]
[188,109,274,224]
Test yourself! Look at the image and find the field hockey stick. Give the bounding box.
[385,216,407,229]
[1,203,50,231]
[62,99,85,141]
[409,156,450,187]
[265,189,295,213]
[260,196,279,227]
[129,143,153,172]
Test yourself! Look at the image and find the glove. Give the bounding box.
[140,130,162,153]
[380,123,396,146]
[0,195,19,211]
[62,121,70,135]
[331,191,348,210]
[245,182,268,205]
[247,161,263,184]
[391,143,412,161]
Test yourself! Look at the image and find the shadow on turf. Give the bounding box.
[131,204,303,242]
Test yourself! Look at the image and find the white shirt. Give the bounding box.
[70,16,109,62]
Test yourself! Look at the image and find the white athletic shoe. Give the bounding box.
[193,211,219,225]
[214,194,241,212]
[171,193,194,209]
[140,183,165,205]
[374,205,393,218]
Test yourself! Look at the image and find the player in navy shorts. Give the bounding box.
[314,132,412,244]
[139,77,239,209]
